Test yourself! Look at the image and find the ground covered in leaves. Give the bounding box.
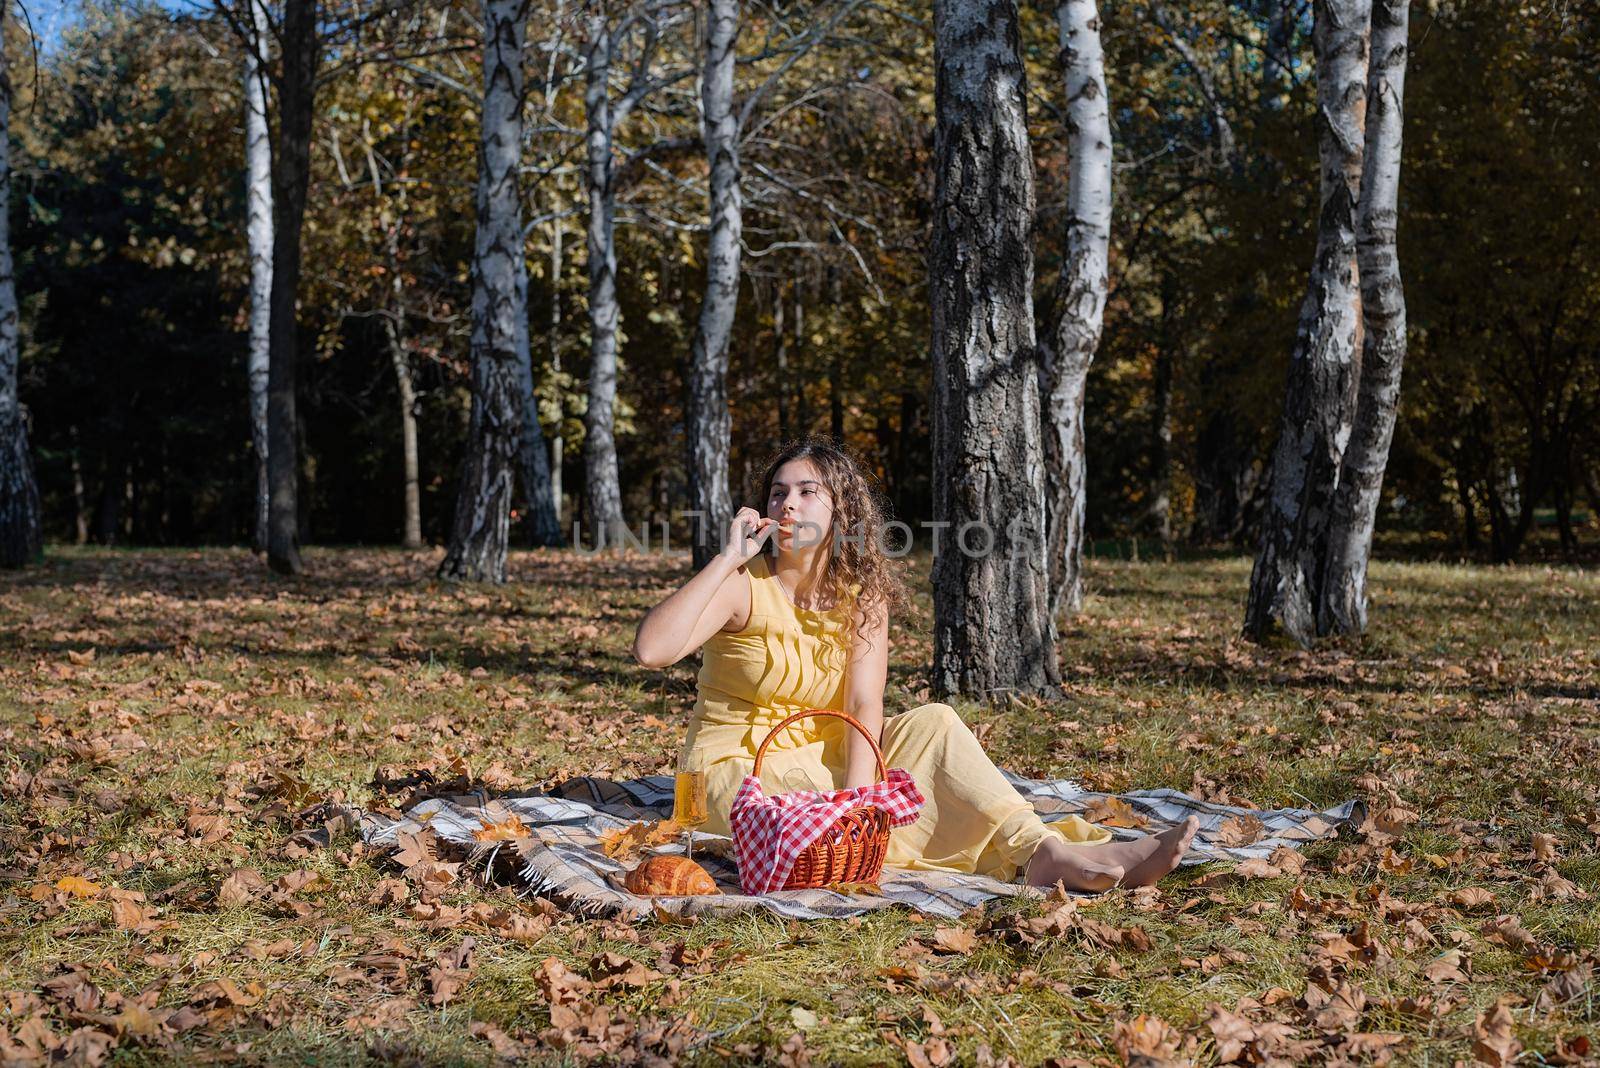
[1,547,1597,1066]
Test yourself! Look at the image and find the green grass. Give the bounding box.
[1,546,1597,1065]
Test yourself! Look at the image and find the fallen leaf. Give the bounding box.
[930,927,976,955]
[472,813,531,842]
[1084,796,1150,829]
[1472,1000,1520,1067]
[1112,1013,1190,1067]
[1214,815,1265,848]
[55,876,103,899]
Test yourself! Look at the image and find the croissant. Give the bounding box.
[623,855,719,896]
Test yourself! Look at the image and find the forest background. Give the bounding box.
[13,0,1598,565]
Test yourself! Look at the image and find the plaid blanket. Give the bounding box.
[357,771,1363,921]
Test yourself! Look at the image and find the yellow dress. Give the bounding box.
[679,552,1111,883]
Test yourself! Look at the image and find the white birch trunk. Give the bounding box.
[1320,0,1409,635]
[930,0,1059,700]
[1043,0,1112,621]
[1244,0,1371,645]
[442,0,536,581]
[383,226,423,550]
[244,0,273,554]
[686,0,739,570]
[582,15,626,549]
[0,8,42,568]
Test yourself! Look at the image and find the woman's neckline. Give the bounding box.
[760,553,837,616]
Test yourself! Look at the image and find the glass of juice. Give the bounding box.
[674,748,709,858]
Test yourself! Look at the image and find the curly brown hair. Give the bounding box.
[751,437,912,646]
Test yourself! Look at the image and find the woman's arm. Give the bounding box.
[630,507,774,668]
[841,603,890,790]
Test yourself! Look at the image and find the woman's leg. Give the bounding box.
[879,703,1198,889]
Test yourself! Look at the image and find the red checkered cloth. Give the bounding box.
[728,769,926,894]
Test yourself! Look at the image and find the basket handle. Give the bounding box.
[751,708,887,786]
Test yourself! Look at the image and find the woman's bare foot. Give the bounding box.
[1024,817,1200,892]
[1023,836,1125,892]
[1114,817,1200,887]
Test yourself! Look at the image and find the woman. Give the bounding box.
[631,439,1197,890]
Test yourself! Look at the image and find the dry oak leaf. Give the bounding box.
[55,876,103,900]
[1450,887,1496,910]
[1374,807,1421,835]
[1213,814,1266,848]
[216,868,267,907]
[1422,949,1471,985]
[598,818,683,861]
[929,927,977,955]
[472,813,531,842]
[1083,796,1150,830]
[1531,833,1561,861]
[1472,1000,1521,1067]
[428,937,476,1006]
[1112,1013,1192,1067]
[469,1021,525,1062]
[534,957,592,1005]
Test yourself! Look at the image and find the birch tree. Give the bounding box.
[1042,0,1113,620]
[930,0,1058,699]
[244,0,273,553]
[581,5,692,550]
[0,6,42,569]
[1320,0,1409,635]
[261,0,318,575]
[440,0,537,581]
[1244,0,1371,645]
[685,0,739,570]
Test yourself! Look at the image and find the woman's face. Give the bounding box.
[766,459,834,554]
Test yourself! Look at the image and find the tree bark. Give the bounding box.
[1243,0,1370,646]
[383,226,423,550]
[265,0,318,576]
[773,282,789,438]
[685,0,740,570]
[582,14,626,550]
[515,346,562,547]
[1043,0,1113,621]
[827,266,844,442]
[245,0,273,555]
[547,220,563,525]
[442,0,536,582]
[930,0,1059,701]
[1148,311,1175,544]
[1319,0,1409,636]
[0,8,42,569]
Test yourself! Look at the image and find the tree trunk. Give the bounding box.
[930,0,1058,701]
[0,8,41,570]
[1319,0,1410,636]
[1262,0,1296,107]
[1043,0,1113,621]
[245,0,273,555]
[548,221,563,526]
[793,289,808,434]
[582,15,626,550]
[69,426,88,545]
[441,0,535,582]
[773,282,789,438]
[685,0,740,570]
[828,266,844,442]
[515,356,562,547]
[1243,0,1370,646]
[265,0,318,576]
[1148,335,1175,545]
[383,226,423,549]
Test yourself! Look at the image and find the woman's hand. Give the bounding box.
[720,506,776,564]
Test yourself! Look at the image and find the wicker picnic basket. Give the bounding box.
[743,708,892,890]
